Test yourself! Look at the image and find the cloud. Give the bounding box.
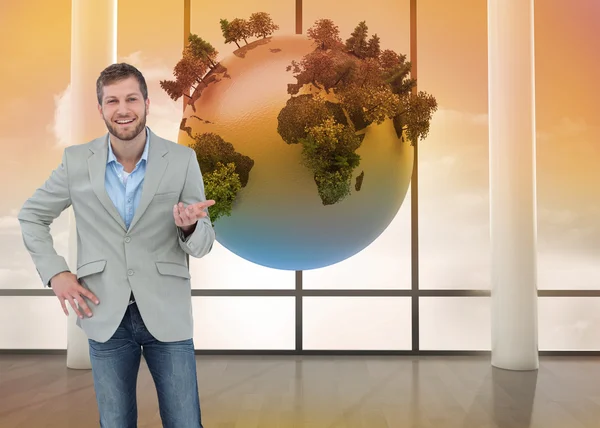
[120,51,173,81]
[432,108,488,126]
[537,116,594,144]
[51,84,72,148]
[0,216,20,234]
[557,117,589,135]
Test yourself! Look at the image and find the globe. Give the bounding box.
[177,34,414,271]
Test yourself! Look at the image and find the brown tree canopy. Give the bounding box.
[307,19,343,50]
[249,12,279,38]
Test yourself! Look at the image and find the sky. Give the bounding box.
[0,0,598,349]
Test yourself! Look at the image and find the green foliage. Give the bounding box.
[339,84,400,129]
[159,79,190,102]
[220,19,236,46]
[187,34,217,67]
[189,134,255,224]
[221,12,279,47]
[324,101,348,126]
[228,18,252,45]
[402,91,438,144]
[159,34,216,102]
[277,95,332,145]
[314,169,353,206]
[190,132,254,187]
[345,21,369,59]
[299,118,362,205]
[365,34,381,58]
[203,162,242,224]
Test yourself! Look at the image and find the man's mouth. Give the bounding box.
[115,118,135,125]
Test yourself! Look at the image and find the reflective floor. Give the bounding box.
[1,354,599,427]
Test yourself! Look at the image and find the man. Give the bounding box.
[18,63,215,428]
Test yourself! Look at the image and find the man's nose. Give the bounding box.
[116,101,128,114]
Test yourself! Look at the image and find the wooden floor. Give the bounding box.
[1,354,600,427]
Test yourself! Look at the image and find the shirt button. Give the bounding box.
[125,236,131,243]
[127,269,134,276]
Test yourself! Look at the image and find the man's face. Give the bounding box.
[98,76,150,141]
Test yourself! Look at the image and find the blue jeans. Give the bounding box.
[88,302,203,428]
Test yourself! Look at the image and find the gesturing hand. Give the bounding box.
[50,271,100,319]
[173,200,215,229]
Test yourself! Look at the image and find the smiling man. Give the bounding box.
[18,63,215,428]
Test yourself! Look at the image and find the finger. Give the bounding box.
[173,204,184,226]
[195,200,216,209]
[185,205,198,222]
[66,296,84,319]
[58,297,69,316]
[189,203,209,217]
[179,205,193,225]
[79,287,100,305]
[74,295,93,317]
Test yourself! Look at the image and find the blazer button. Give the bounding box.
[127,269,134,276]
[125,236,131,243]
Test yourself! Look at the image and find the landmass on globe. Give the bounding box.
[160,12,437,226]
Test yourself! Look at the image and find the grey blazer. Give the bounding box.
[18,130,215,343]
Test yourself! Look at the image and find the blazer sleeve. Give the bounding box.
[176,149,216,258]
[18,149,72,287]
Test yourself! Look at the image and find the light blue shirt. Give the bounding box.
[105,128,150,230]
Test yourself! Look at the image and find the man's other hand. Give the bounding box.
[173,200,215,231]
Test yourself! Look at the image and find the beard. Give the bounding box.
[103,108,147,141]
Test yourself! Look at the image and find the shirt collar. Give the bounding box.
[107,127,150,166]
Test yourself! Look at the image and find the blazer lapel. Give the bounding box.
[88,136,128,231]
[128,131,169,231]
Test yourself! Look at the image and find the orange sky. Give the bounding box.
[0,0,598,290]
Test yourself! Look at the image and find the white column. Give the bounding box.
[67,0,117,370]
[488,0,538,371]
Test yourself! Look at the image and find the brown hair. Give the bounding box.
[96,63,148,105]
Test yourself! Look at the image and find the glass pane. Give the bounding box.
[302,0,412,289]
[303,297,411,350]
[535,2,600,289]
[539,297,600,351]
[190,243,295,289]
[417,1,490,289]
[0,2,71,289]
[303,189,411,289]
[0,297,67,349]
[192,296,295,349]
[419,297,490,351]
